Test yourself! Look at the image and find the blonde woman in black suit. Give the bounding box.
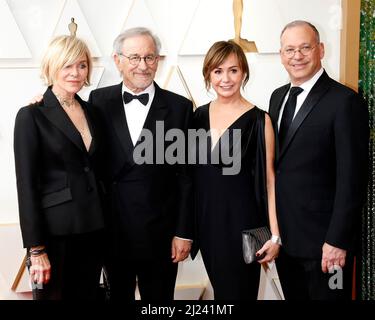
[14,35,105,300]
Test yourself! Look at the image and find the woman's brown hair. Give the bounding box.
[202,40,249,90]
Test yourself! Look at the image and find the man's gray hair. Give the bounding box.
[113,27,162,55]
[280,20,320,43]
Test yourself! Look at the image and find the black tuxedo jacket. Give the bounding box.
[14,87,105,248]
[269,71,369,259]
[88,82,193,259]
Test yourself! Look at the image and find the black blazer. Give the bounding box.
[269,71,369,259]
[14,87,105,248]
[88,82,193,258]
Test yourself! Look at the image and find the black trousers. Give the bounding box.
[203,257,261,300]
[276,248,354,300]
[106,254,178,301]
[31,230,104,300]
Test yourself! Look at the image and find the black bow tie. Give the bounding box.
[123,91,149,106]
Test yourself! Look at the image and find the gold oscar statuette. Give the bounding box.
[68,17,78,37]
[231,0,258,52]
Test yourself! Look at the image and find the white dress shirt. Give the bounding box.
[122,83,155,145]
[277,68,324,128]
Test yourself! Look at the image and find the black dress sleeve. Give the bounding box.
[253,108,269,227]
[14,106,46,247]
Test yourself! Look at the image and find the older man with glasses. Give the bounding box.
[89,27,194,301]
[268,20,369,300]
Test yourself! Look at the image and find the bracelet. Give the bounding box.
[271,235,282,245]
[29,248,46,257]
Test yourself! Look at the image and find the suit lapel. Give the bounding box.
[279,71,331,159]
[79,96,97,156]
[108,82,169,169]
[40,88,86,152]
[140,82,169,143]
[130,83,169,165]
[269,85,289,128]
[107,83,135,164]
[269,85,289,161]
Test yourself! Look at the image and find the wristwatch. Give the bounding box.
[271,235,282,245]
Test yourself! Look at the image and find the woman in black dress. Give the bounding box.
[192,41,281,300]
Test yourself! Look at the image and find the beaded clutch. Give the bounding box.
[242,226,271,264]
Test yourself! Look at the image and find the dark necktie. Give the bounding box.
[123,91,149,106]
[279,86,303,147]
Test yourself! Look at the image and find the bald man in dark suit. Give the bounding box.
[269,20,369,300]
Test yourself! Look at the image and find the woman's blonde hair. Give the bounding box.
[41,35,92,86]
[203,40,249,90]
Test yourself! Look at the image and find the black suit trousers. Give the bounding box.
[276,248,353,300]
[31,230,104,300]
[106,254,178,301]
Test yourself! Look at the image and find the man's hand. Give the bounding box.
[29,94,43,105]
[171,237,192,263]
[29,253,51,285]
[321,242,346,273]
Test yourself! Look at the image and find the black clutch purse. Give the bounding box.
[242,226,271,264]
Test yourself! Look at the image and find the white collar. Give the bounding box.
[290,68,324,92]
[122,82,155,97]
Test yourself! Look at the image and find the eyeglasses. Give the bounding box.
[119,54,158,66]
[281,44,319,58]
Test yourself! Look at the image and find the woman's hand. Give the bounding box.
[29,253,51,285]
[256,240,280,264]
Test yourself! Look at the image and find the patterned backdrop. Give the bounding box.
[359,0,375,300]
[0,0,366,299]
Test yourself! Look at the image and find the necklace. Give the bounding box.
[54,92,76,109]
[79,119,92,151]
[78,120,89,138]
[76,113,92,143]
[53,90,92,150]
